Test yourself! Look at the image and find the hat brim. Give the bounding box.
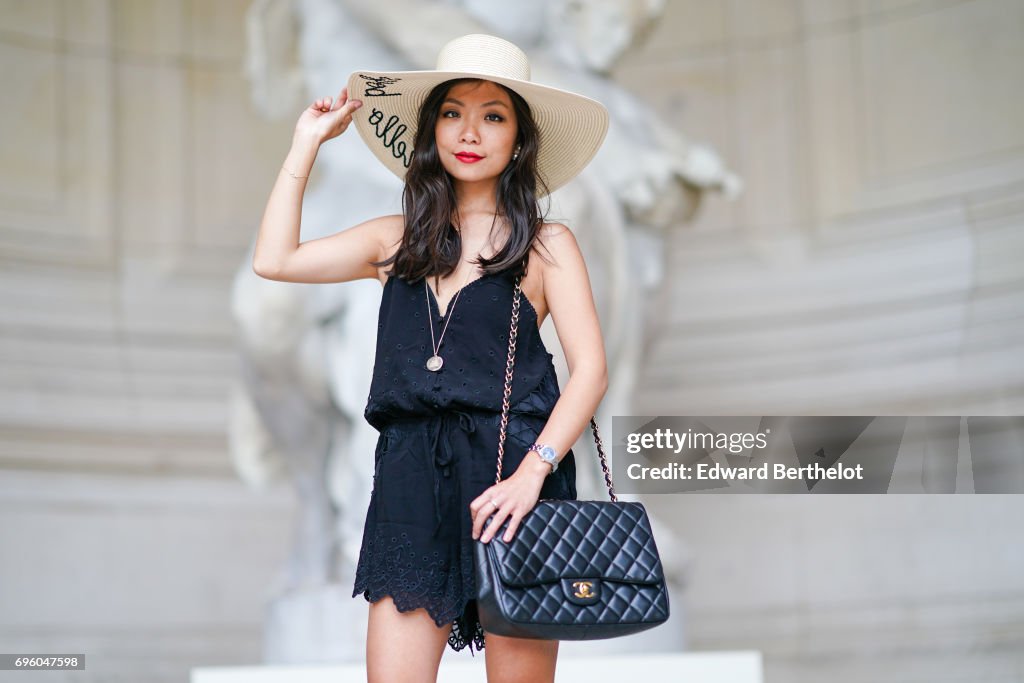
[346,69,609,199]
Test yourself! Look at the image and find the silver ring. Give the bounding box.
[490,499,498,508]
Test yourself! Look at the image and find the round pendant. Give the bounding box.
[426,355,444,372]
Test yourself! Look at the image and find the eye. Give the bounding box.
[440,110,505,122]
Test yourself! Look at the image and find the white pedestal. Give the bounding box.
[192,650,763,683]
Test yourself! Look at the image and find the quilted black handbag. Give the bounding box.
[473,273,670,640]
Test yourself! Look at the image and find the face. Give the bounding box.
[434,80,519,186]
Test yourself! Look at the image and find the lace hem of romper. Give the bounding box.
[448,601,487,654]
[351,527,487,656]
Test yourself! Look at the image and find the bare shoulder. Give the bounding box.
[364,213,403,251]
[540,221,574,240]
[532,221,604,376]
[536,221,585,271]
[351,212,403,241]
[378,213,405,240]
[378,212,405,244]
[528,222,588,320]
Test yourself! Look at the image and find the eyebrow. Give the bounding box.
[443,97,509,109]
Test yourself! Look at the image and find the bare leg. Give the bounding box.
[366,595,452,683]
[484,632,559,683]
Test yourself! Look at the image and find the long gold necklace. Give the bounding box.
[424,264,477,372]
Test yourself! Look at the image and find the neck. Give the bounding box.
[453,177,499,217]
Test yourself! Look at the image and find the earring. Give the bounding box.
[512,144,521,161]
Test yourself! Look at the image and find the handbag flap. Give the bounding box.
[485,500,666,587]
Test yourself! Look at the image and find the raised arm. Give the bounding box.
[252,86,400,284]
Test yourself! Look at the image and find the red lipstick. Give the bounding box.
[455,152,484,163]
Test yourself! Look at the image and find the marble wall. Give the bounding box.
[1,1,1021,682]
[612,1,1024,681]
[616,0,1024,416]
[0,1,296,681]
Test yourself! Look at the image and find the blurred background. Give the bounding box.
[1,0,1022,682]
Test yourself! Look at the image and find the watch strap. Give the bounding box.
[528,443,558,473]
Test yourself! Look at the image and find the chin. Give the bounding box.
[447,167,497,182]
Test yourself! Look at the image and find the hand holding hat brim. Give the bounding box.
[296,85,364,145]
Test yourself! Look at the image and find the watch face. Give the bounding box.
[540,445,557,461]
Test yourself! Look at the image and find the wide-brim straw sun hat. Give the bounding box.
[346,33,610,199]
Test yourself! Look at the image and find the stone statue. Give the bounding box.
[235,0,739,661]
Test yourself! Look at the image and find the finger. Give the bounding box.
[480,507,510,544]
[471,497,498,540]
[471,503,488,540]
[480,514,505,544]
[332,86,347,110]
[327,99,362,127]
[343,97,363,114]
[501,514,521,543]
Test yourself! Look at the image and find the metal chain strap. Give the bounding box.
[494,273,521,486]
[495,274,617,503]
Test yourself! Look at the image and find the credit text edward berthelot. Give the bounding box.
[625,427,865,482]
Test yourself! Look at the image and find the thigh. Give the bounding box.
[484,632,559,683]
[366,595,452,683]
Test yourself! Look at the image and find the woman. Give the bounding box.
[253,34,609,683]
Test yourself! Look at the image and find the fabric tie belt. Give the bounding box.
[425,409,478,538]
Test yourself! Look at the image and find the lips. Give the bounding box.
[455,152,484,163]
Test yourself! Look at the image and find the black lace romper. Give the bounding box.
[351,266,578,655]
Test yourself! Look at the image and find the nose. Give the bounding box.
[459,119,480,144]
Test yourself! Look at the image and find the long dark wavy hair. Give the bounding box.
[372,78,553,282]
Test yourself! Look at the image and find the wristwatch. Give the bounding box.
[527,443,558,474]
